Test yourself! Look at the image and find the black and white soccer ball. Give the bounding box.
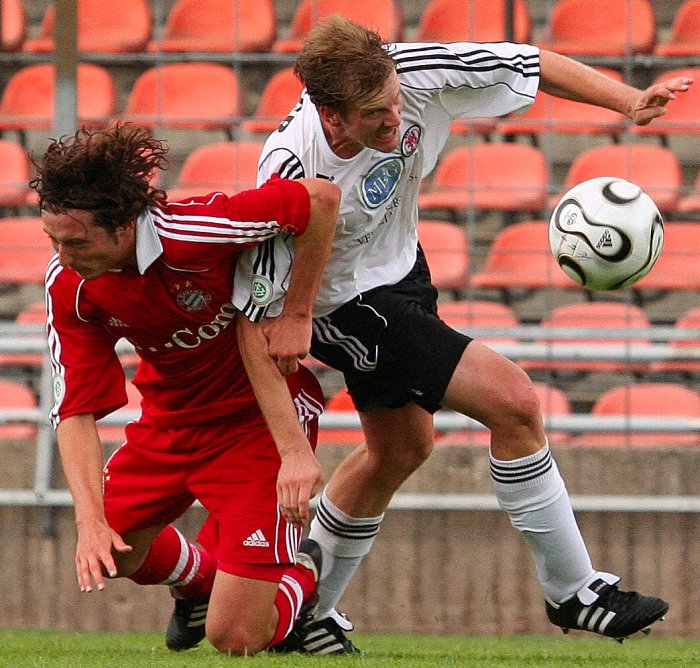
[549,177,664,291]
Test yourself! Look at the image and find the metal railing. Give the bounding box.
[0,328,697,511]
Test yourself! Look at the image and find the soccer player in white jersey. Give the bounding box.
[32,123,344,656]
[232,18,692,653]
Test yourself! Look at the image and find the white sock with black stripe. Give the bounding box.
[490,443,596,604]
[308,488,384,620]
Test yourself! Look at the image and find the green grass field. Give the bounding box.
[2,631,699,667]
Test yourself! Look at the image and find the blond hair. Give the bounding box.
[294,16,396,115]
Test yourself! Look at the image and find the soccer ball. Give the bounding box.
[549,177,664,291]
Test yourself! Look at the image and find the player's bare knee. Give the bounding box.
[207,625,266,657]
[492,376,543,435]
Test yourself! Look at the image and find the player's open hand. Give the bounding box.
[263,312,312,375]
[277,447,324,527]
[75,520,132,592]
[630,76,693,126]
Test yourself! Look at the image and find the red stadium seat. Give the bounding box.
[655,0,700,56]
[319,387,364,445]
[120,63,240,136]
[569,382,700,447]
[1,0,25,52]
[418,143,549,220]
[0,63,116,133]
[677,171,700,214]
[634,222,700,292]
[437,300,519,347]
[167,141,263,201]
[149,0,276,53]
[470,220,575,294]
[0,139,31,207]
[96,381,142,445]
[519,301,652,375]
[273,0,402,53]
[23,0,151,53]
[417,220,469,298]
[552,144,683,214]
[0,379,37,441]
[0,301,46,370]
[0,217,54,285]
[240,68,304,135]
[650,307,700,376]
[538,0,656,56]
[417,0,531,43]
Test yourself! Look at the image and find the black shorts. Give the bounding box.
[310,247,472,413]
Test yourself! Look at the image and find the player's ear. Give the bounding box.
[319,105,343,128]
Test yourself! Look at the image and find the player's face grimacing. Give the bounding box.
[326,71,404,158]
[43,209,137,280]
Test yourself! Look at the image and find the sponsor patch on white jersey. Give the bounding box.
[361,157,404,209]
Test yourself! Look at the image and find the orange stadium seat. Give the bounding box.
[655,0,700,56]
[240,68,304,135]
[632,68,700,144]
[0,216,54,285]
[552,144,683,214]
[470,220,575,295]
[437,300,520,347]
[167,142,263,201]
[149,0,276,53]
[97,381,143,446]
[319,387,364,445]
[634,222,700,292]
[677,171,700,214]
[0,63,116,135]
[569,382,700,447]
[121,63,240,135]
[538,0,656,56]
[650,307,700,376]
[437,382,573,446]
[0,139,31,208]
[0,301,46,370]
[417,0,531,42]
[519,301,652,375]
[23,0,151,53]
[417,220,469,298]
[273,0,402,52]
[0,379,38,441]
[418,143,549,220]
[498,68,626,142]
[1,0,25,52]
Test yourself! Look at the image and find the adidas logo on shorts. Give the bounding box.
[243,529,270,547]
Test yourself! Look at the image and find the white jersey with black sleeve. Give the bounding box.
[234,40,540,320]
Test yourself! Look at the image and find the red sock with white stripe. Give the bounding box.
[267,561,317,648]
[129,525,215,599]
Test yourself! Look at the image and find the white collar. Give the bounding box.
[134,208,163,274]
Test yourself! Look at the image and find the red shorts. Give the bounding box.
[103,366,323,570]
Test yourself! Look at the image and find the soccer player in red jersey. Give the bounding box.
[31,123,340,655]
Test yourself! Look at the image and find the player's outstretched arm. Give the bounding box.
[56,414,132,592]
[237,314,324,527]
[264,178,340,375]
[538,49,693,126]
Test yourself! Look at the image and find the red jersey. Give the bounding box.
[46,178,310,429]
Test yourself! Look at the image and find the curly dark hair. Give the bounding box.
[29,123,169,232]
[294,16,397,116]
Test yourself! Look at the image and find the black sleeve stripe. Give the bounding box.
[397,61,539,79]
[265,148,305,180]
